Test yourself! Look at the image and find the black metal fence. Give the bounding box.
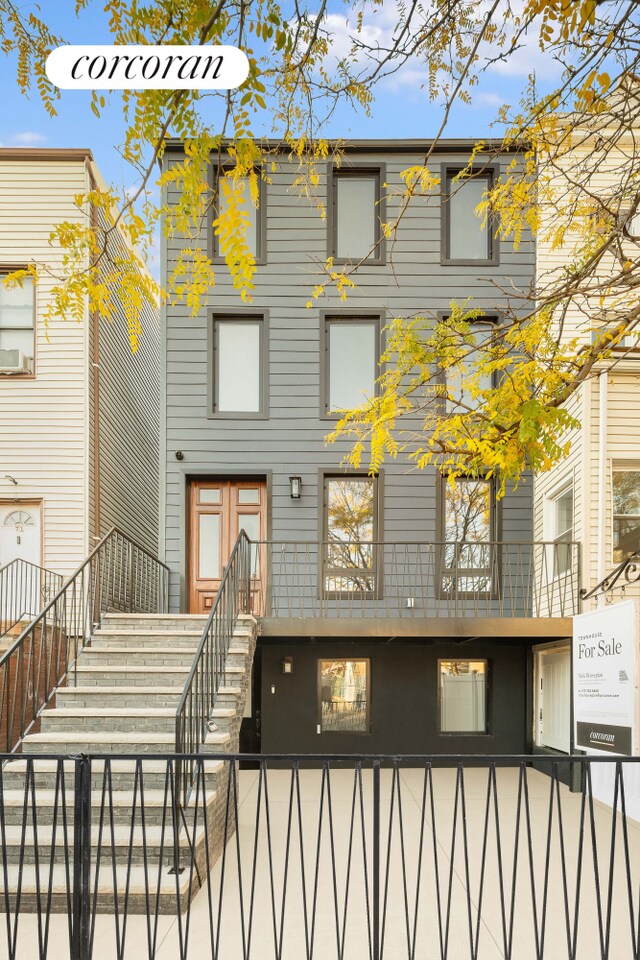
[0,753,639,959]
[0,559,64,640]
[0,529,169,753]
[254,541,581,620]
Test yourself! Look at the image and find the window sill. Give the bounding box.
[207,410,268,420]
[440,256,500,267]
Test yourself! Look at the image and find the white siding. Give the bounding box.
[0,158,89,577]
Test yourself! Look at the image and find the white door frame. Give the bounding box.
[533,640,572,753]
[0,499,43,568]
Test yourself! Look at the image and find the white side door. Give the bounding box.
[537,646,571,753]
[0,503,41,567]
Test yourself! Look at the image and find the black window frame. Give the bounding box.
[440,164,499,266]
[436,473,499,599]
[319,470,382,599]
[317,657,371,735]
[320,311,382,420]
[208,310,269,420]
[327,162,386,266]
[0,267,36,378]
[437,658,491,736]
[210,164,266,265]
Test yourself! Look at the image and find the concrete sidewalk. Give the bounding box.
[2,766,639,959]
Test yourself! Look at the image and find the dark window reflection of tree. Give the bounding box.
[443,477,492,592]
[325,478,375,591]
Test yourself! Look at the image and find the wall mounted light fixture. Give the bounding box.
[289,476,302,499]
[282,656,294,675]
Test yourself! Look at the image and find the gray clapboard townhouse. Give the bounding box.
[160,139,578,758]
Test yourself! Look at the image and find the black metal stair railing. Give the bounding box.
[0,558,64,639]
[0,527,169,752]
[174,530,252,812]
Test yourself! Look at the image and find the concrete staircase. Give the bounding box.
[0,612,257,913]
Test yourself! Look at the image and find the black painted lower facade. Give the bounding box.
[252,638,532,756]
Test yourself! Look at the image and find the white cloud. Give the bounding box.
[315,1,563,95]
[10,131,47,146]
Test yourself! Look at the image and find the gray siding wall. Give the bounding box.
[163,147,535,611]
[92,210,160,555]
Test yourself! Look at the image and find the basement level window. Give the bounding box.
[318,659,370,733]
[439,659,488,734]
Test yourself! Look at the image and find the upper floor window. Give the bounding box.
[322,474,378,595]
[442,167,497,265]
[210,314,266,417]
[213,171,263,262]
[442,318,495,412]
[323,315,379,416]
[612,465,640,563]
[330,167,384,263]
[439,476,494,594]
[0,274,35,375]
[547,484,574,577]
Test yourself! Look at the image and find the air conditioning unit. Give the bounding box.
[0,349,32,374]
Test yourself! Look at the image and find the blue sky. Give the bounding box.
[0,2,562,189]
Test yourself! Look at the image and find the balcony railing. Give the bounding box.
[252,540,581,619]
[0,558,64,639]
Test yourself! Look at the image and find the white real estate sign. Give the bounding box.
[573,599,639,756]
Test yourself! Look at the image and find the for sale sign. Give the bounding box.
[573,599,639,756]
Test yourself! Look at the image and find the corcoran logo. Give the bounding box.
[46,45,249,90]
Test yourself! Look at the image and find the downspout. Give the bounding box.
[597,367,608,596]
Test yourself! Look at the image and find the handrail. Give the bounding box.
[580,550,640,600]
[0,527,170,752]
[175,530,252,810]
[0,558,64,639]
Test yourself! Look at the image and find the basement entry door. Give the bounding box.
[536,645,571,754]
[189,479,266,614]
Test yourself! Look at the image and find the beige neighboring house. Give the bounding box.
[0,147,159,583]
[532,111,640,758]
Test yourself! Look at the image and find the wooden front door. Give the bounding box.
[189,479,266,614]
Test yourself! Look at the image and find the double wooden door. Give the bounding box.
[189,479,266,614]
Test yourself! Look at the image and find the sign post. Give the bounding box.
[573,599,639,756]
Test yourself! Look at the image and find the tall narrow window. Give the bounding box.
[440,477,494,594]
[324,316,378,415]
[443,168,496,263]
[0,275,35,375]
[323,475,377,594]
[612,467,640,562]
[443,319,495,412]
[319,659,370,733]
[331,169,382,262]
[212,316,264,415]
[214,173,261,260]
[548,485,574,577]
[439,660,488,734]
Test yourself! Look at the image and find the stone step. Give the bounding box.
[1,758,226,793]
[55,687,182,709]
[40,707,178,735]
[0,788,181,826]
[80,647,197,667]
[0,821,208,867]
[40,707,237,737]
[73,665,190,686]
[20,731,231,756]
[91,630,202,648]
[0,862,197,913]
[101,614,208,631]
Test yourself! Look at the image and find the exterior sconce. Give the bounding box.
[289,476,302,499]
[282,656,294,675]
